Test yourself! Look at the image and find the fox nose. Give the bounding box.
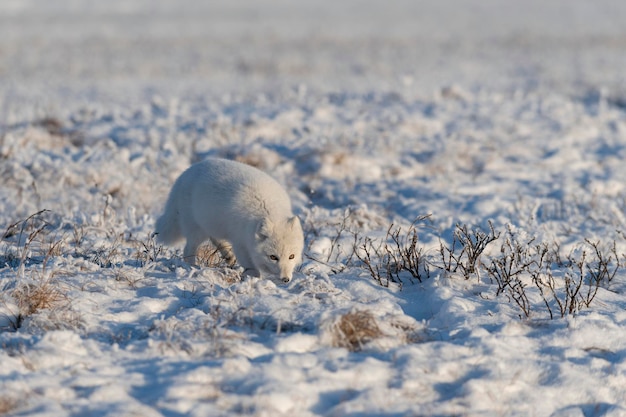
[280,268,292,283]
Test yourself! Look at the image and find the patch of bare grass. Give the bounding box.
[0,395,20,415]
[329,310,384,352]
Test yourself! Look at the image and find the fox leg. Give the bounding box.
[183,238,202,266]
[231,246,260,278]
[182,225,206,266]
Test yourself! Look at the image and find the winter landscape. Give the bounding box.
[2,1,626,416]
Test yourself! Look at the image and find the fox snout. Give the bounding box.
[277,260,296,283]
[280,272,292,283]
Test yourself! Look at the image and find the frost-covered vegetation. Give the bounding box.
[2,1,626,416]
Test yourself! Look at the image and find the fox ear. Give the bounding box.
[287,216,301,230]
[256,219,272,241]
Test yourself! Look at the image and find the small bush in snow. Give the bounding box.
[531,239,621,319]
[305,208,364,274]
[485,227,621,319]
[438,222,499,280]
[131,232,163,267]
[355,216,431,287]
[359,218,623,320]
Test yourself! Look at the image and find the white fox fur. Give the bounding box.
[155,158,304,282]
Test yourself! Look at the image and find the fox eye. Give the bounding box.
[269,255,279,261]
[289,254,295,260]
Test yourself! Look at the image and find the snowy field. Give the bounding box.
[2,1,626,416]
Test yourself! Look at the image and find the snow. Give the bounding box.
[2,0,626,415]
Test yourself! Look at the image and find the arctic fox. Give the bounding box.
[155,158,304,283]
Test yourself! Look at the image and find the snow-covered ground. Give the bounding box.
[2,1,626,416]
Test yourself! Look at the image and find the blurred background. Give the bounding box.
[1,0,625,116]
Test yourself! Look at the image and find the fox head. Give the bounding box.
[254,216,304,283]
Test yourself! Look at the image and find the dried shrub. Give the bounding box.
[438,222,499,280]
[355,216,431,287]
[385,218,431,283]
[131,232,163,267]
[356,235,398,287]
[485,226,622,319]
[484,228,546,318]
[90,234,122,268]
[306,208,364,274]
[359,217,622,320]
[585,239,620,288]
[531,239,621,319]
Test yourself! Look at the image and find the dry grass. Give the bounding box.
[0,396,20,415]
[196,244,228,268]
[331,310,383,352]
[0,211,74,330]
[3,273,70,331]
[12,279,66,316]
